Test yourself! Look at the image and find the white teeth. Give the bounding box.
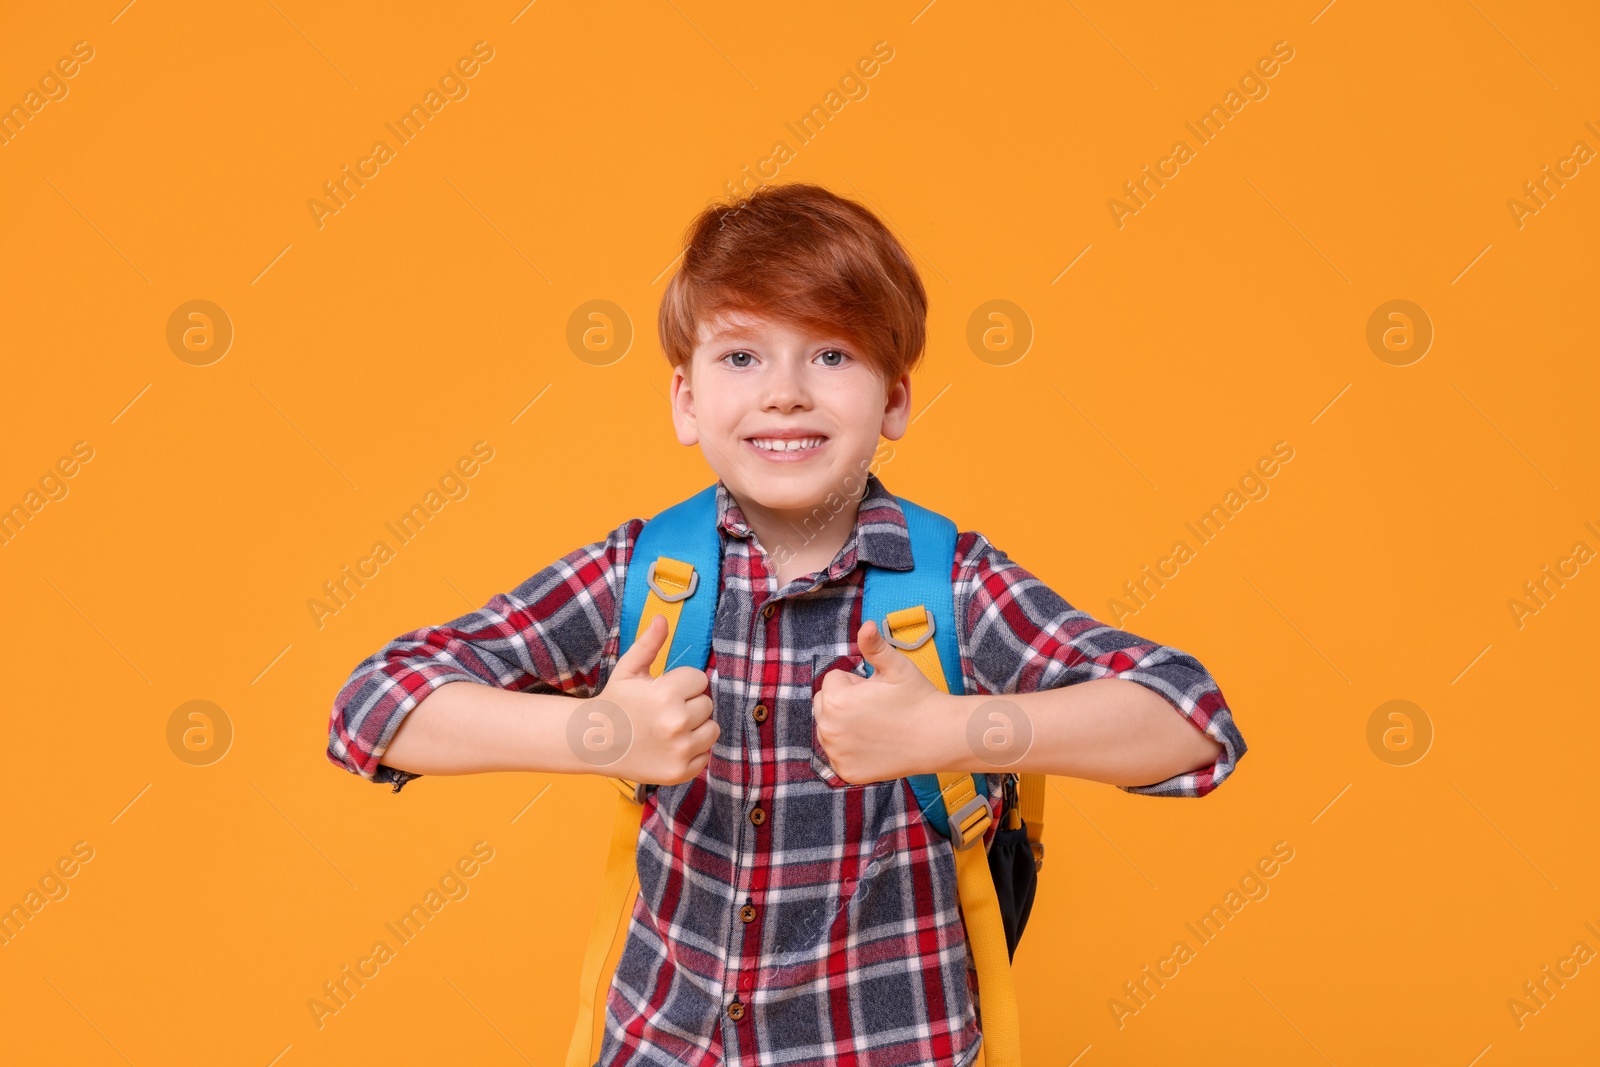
[751,436,825,452]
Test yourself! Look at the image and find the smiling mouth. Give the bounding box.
[745,435,828,457]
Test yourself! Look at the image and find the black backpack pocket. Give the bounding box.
[987,822,1039,961]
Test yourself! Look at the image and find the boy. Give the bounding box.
[326,182,1246,1066]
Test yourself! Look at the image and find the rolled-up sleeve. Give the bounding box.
[325,519,640,792]
[955,531,1246,797]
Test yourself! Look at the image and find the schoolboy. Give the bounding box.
[326,182,1246,1066]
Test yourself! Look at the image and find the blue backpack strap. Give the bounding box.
[619,483,722,674]
[861,495,986,838]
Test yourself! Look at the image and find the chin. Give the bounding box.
[727,474,822,509]
[716,445,871,502]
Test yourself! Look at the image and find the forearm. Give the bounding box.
[378,681,596,778]
[929,678,1223,787]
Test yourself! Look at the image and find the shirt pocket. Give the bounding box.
[807,652,869,788]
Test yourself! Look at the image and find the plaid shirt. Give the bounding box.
[327,472,1246,1066]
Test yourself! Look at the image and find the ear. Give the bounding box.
[668,364,700,447]
[879,371,913,441]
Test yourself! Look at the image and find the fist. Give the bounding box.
[813,619,943,783]
[590,614,719,784]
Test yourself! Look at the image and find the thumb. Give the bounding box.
[617,613,668,678]
[858,619,914,679]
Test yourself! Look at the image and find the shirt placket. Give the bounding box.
[721,557,785,1053]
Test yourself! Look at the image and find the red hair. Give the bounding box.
[658,183,928,384]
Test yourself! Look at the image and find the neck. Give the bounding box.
[732,483,867,578]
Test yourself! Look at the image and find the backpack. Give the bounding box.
[566,484,1046,1067]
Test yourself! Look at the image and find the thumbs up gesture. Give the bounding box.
[813,619,945,784]
[588,614,719,785]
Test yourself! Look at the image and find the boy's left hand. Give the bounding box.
[813,619,950,783]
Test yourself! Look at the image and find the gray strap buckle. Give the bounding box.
[947,794,988,850]
[881,607,934,650]
[646,560,698,602]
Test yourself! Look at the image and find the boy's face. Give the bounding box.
[669,310,912,517]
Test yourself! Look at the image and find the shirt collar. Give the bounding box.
[715,470,915,573]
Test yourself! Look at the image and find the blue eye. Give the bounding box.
[817,349,849,367]
[724,351,754,368]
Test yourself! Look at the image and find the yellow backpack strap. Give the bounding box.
[565,788,644,1067]
[935,771,1022,1067]
[1019,772,1046,871]
[564,555,696,1067]
[882,605,947,694]
[887,604,1022,1067]
[635,556,698,677]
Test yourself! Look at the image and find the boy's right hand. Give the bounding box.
[587,614,718,785]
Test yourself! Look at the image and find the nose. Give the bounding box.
[760,353,810,411]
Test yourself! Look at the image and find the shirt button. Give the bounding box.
[749,806,766,826]
[752,703,768,723]
[727,999,746,1021]
[761,602,776,619]
[740,903,756,923]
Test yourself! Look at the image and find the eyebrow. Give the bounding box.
[704,324,856,349]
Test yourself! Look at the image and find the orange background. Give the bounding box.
[3,1,1597,1063]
